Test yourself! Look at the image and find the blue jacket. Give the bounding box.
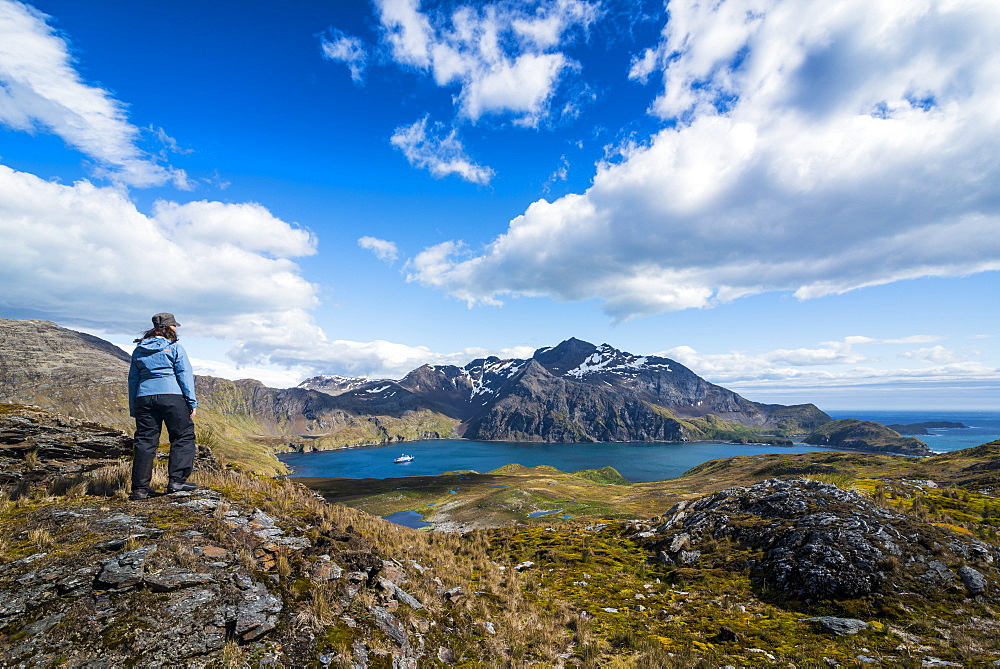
[128,337,198,416]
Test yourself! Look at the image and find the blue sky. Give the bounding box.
[0,0,997,410]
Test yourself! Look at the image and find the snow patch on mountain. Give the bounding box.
[464,358,524,398]
[297,374,381,396]
[566,344,669,378]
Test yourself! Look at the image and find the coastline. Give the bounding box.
[279,412,1000,480]
[278,437,849,480]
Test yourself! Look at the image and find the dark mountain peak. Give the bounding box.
[532,337,598,374]
[462,356,503,373]
[400,363,461,386]
[517,358,554,379]
[531,339,676,382]
[297,374,379,396]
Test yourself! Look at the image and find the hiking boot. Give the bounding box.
[166,481,197,493]
[128,488,152,500]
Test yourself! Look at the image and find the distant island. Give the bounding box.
[885,421,970,435]
[804,419,932,456]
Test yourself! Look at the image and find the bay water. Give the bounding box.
[280,410,1000,484]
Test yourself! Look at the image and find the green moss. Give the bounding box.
[479,516,1000,666]
[570,466,630,486]
[317,621,359,653]
[488,463,562,475]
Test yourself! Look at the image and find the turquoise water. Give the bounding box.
[381,510,432,529]
[281,411,1000,483]
[282,440,832,484]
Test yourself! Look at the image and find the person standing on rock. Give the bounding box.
[128,313,198,500]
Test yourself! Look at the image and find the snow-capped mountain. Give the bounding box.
[0,318,829,447]
[321,338,830,443]
[297,374,387,396]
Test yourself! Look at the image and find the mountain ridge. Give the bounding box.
[327,336,831,442]
[3,318,831,456]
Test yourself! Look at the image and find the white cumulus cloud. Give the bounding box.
[154,200,316,258]
[0,163,319,342]
[374,0,599,125]
[358,236,400,263]
[407,0,1000,319]
[391,116,495,184]
[320,28,368,83]
[901,345,967,365]
[0,0,186,187]
[659,336,997,395]
[229,329,541,379]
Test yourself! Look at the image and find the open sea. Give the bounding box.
[280,410,1000,484]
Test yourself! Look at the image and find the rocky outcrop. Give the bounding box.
[0,319,132,430]
[1,404,132,460]
[805,419,932,455]
[0,404,220,497]
[0,407,450,666]
[0,486,405,664]
[638,478,997,601]
[801,616,869,635]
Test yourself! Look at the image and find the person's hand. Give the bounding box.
[190,408,198,418]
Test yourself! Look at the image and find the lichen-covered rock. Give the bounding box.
[0,461,410,668]
[376,576,424,609]
[235,581,283,641]
[369,605,409,649]
[640,478,998,602]
[96,545,157,589]
[958,566,988,596]
[311,556,344,582]
[920,560,956,586]
[0,409,132,460]
[803,616,869,635]
[143,567,215,592]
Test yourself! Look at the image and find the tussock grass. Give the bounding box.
[218,640,246,668]
[23,448,39,469]
[294,584,339,633]
[190,466,583,663]
[16,435,1000,666]
[28,527,54,550]
[804,471,856,489]
[44,457,174,500]
[172,541,198,570]
[235,546,257,571]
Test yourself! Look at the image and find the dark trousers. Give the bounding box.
[132,394,195,492]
